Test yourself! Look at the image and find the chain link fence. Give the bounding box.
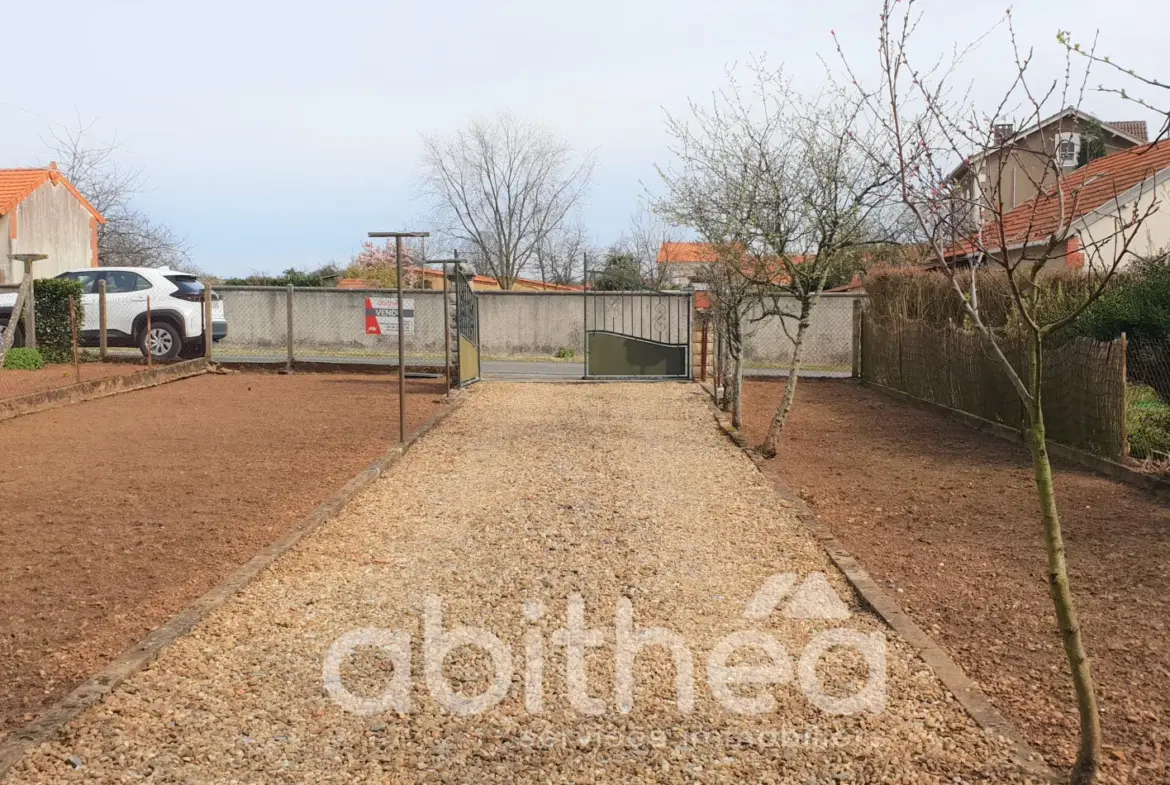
[214,287,449,368]
[741,293,860,377]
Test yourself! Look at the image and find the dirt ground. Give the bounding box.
[0,371,444,742]
[0,362,133,402]
[742,378,1170,783]
[7,383,1028,783]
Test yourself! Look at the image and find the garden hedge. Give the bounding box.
[32,278,84,364]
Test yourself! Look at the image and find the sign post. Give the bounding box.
[367,231,430,444]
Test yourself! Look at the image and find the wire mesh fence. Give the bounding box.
[860,309,1127,459]
[214,287,449,368]
[0,283,143,404]
[732,293,861,377]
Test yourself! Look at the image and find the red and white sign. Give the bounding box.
[365,297,415,336]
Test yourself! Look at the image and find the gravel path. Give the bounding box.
[5,383,1032,784]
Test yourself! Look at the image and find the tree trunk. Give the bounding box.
[1026,337,1101,785]
[725,312,745,429]
[759,299,812,458]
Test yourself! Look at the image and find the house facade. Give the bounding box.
[948,139,1170,273]
[0,163,104,283]
[657,242,717,286]
[948,110,1148,232]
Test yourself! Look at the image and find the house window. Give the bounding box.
[1055,132,1081,168]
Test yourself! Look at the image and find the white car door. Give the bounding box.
[58,271,102,332]
[102,271,152,337]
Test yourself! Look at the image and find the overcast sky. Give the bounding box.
[3,0,1166,276]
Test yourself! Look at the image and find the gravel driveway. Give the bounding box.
[5,383,1032,784]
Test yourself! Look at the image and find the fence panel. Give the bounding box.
[861,310,1125,459]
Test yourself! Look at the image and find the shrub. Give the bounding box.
[554,346,576,359]
[865,265,1094,332]
[33,278,84,364]
[1127,384,1170,459]
[3,347,44,370]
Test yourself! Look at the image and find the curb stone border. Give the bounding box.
[0,387,470,777]
[694,385,1057,783]
[0,358,208,422]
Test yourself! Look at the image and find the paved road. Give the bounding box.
[7,384,1026,784]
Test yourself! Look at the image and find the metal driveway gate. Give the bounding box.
[455,269,481,386]
[584,291,692,379]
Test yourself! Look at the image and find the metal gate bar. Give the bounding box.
[584,291,692,379]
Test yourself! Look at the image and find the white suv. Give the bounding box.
[0,267,227,360]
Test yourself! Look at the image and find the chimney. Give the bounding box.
[48,161,58,170]
[992,123,1015,146]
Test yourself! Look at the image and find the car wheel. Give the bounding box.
[140,321,182,360]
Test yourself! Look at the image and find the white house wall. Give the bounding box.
[0,215,12,283]
[9,180,95,283]
[1079,177,1170,272]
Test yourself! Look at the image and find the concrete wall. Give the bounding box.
[741,293,860,371]
[8,180,95,283]
[215,286,859,368]
[478,292,586,356]
[217,287,448,358]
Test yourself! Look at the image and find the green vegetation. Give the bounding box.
[221,267,336,287]
[554,346,576,359]
[592,252,644,291]
[1126,384,1170,459]
[3,347,44,371]
[33,278,84,364]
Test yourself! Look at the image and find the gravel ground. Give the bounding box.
[6,383,1034,784]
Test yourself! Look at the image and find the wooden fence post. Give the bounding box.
[1120,332,1128,457]
[98,279,108,360]
[69,297,81,384]
[851,297,863,379]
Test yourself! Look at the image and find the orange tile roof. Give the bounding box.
[658,242,719,263]
[951,140,1170,257]
[0,165,105,223]
[1109,121,1149,143]
[412,266,582,290]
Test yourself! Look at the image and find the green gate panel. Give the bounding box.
[586,331,687,377]
[459,335,480,385]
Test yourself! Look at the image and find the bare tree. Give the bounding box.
[658,60,892,455]
[1058,32,1169,144]
[47,120,192,270]
[420,113,595,289]
[615,199,679,288]
[533,218,590,286]
[839,5,1166,782]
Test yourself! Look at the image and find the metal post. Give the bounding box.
[286,284,295,371]
[686,293,693,379]
[396,236,406,443]
[203,287,213,360]
[22,260,36,350]
[145,295,152,368]
[69,296,80,384]
[442,258,451,391]
[582,252,588,378]
[700,316,709,382]
[367,231,430,441]
[98,279,108,360]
